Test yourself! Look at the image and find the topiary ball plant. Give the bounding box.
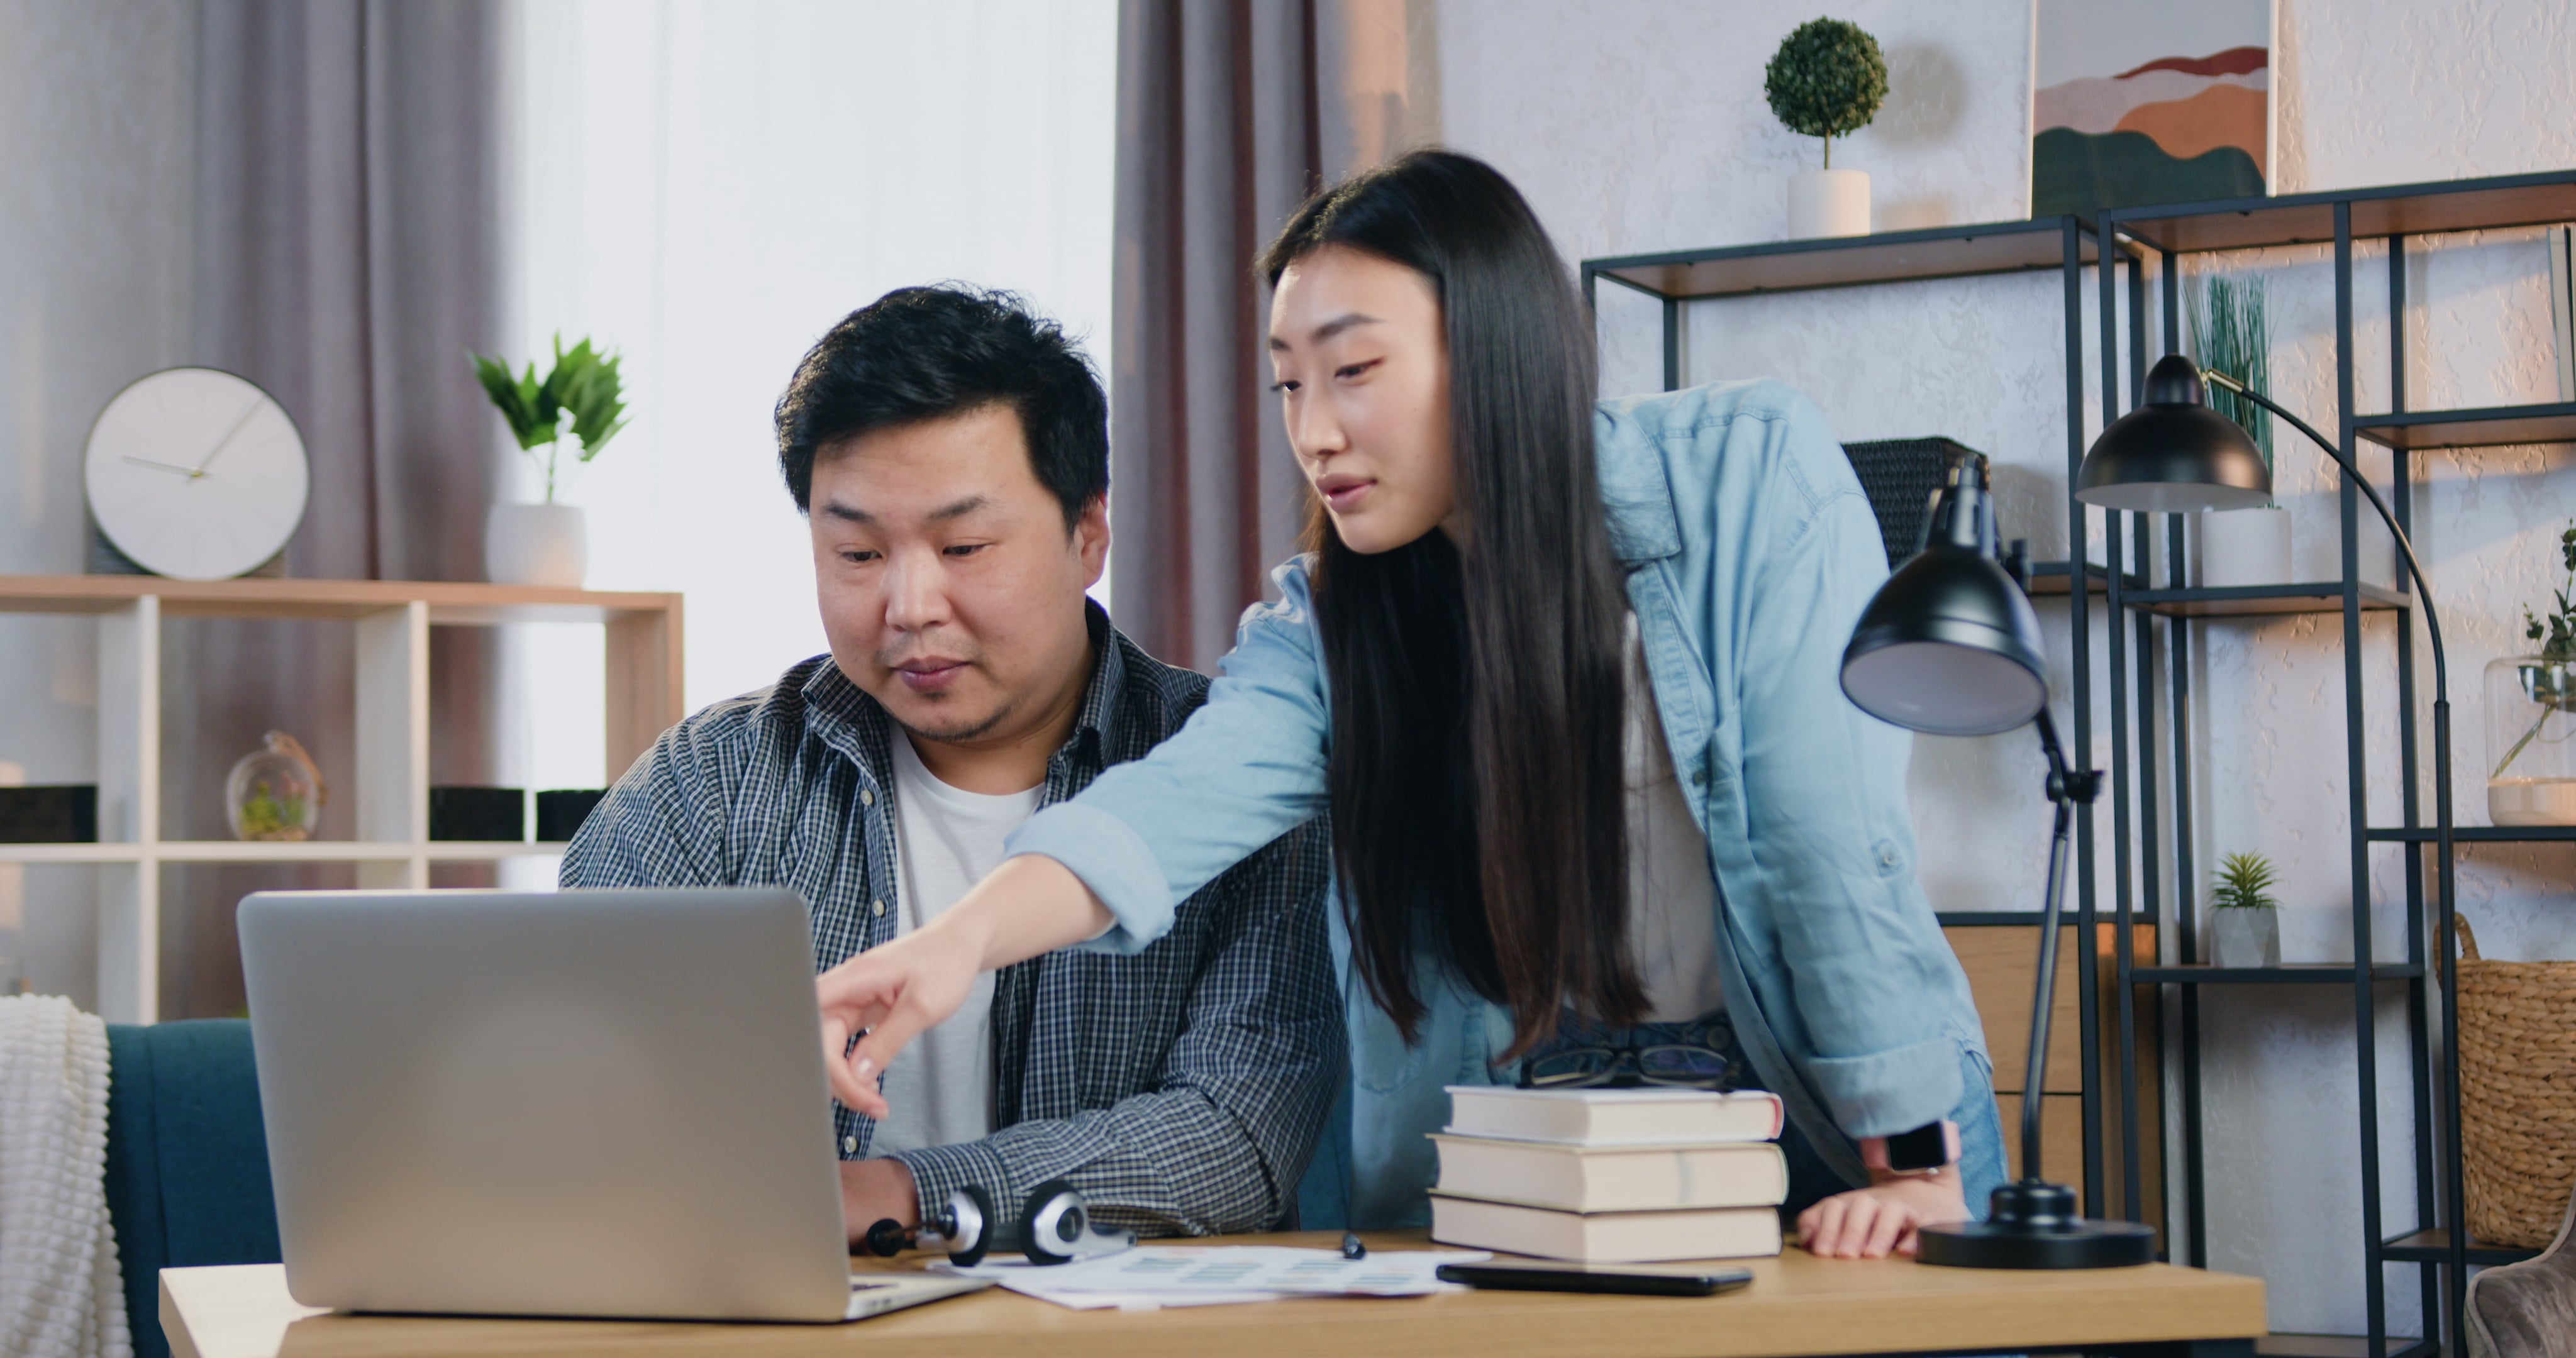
[1763,17,1889,171]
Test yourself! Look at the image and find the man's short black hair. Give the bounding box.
[774,285,1108,527]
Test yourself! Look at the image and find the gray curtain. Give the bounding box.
[162,0,501,1018]
[1109,0,1323,673]
[1108,0,1443,672]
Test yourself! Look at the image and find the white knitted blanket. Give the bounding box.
[0,996,131,1358]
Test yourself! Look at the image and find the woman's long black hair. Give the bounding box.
[1258,150,1639,1056]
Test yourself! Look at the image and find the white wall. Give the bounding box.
[1426,0,2576,1336]
[0,0,199,1007]
[492,0,1121,839]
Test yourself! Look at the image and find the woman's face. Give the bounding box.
[1268,245,1456,554]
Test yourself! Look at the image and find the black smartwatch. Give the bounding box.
[1885,1119,1958,1174]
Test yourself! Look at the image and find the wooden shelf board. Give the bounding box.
[2379,1226,2540,1266]
[2111,170,2576,255]
[2025,560,2139,597]
[2129,963,2423,985]
[2126,582,2408,617]
[2355,402,2576,450]
[1589,217,2107,301]
[150,841,574,863]
[0,842,148,864]
[0,574,679,624]
[423,841,572,861]
[2366,824,2576,842]
[2257,1334,2434,1358]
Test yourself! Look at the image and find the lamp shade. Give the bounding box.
[1840,460,2048,737]
[2074,354,2273,512]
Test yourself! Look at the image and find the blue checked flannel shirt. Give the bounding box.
[562,604,1339,1237]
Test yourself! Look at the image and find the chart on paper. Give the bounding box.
[939,1245,1491,1310]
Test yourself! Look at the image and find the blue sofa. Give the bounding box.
[103,1020,281,1358]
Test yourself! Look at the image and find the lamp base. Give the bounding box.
[1916,1180,2158,1269]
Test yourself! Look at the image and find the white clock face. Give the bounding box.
[85,367,311,581]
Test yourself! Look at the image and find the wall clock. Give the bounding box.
[84,367,310,581]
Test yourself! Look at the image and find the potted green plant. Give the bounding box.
[473,334,630,588]
[1763,17,1887,239]
[2207,851,2281,968]
[2487,522,2576,825]
[2187,275,2290,588]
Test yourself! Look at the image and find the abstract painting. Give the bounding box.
[2031,0,2274,217]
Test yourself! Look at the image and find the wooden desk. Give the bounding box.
[162,1231,2263,1358]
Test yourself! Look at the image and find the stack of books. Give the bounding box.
[1426,1084,1789,1261]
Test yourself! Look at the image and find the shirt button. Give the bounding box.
[861,789,876,807]
[843,1135,858,1154]
[1879,846,1902,868]
[872,899,886,918]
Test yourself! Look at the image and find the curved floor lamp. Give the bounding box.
[1840,453,2160,1268]
[2075,354,2461,1319]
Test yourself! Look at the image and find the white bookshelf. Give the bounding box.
[0,575,685,1022]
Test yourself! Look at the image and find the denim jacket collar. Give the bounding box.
[1595,419,1684,565]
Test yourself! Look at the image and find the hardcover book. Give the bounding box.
[1443,1085,1785,1145]
[1430,1134,1789,1213]
[1428,1194,1784,1262]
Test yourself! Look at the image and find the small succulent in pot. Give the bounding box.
[2208,852,2280,968]
[2211,852,2279,910]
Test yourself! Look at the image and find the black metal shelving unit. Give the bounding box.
[1582,215,2153,1227]
[1584,167,2576,1358]
[2098,168,2576,1358]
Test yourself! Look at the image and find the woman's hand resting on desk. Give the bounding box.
[818,854,1113,1118]
[1796,1137,1973,1259]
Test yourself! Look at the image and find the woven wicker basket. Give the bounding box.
[2457,915,2576,1249]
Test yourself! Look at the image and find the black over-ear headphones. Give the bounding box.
[863,1179,1133,1267]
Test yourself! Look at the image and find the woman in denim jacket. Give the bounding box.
[821,150,2005,1259]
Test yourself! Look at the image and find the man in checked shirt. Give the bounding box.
[562,285,1338,1242]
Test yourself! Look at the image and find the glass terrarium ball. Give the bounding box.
[226,730,325,842]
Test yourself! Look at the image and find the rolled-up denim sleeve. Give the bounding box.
[1004,558,1333,954]
[1729,394,1971,1137]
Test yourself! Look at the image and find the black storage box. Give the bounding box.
[429,786,525,841]
[1841,437,1986,568]
[536,789,607,843]
[0,785,99,843]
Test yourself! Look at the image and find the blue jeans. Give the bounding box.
[1521,1008,2009,1225]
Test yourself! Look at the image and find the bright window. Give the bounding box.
[494,0,1118,849]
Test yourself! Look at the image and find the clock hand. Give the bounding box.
[190,396,268,475]
[123,455,208,478]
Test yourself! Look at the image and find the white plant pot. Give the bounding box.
[1787,168,1870,240]
[485,503,588,588]
[2208,908,2281,968]
[2198,505,2291,588]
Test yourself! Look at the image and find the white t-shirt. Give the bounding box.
[1623,614,1728,1022]
[867,734,1042,1155]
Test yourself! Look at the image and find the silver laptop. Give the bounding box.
[239,886,990,1323]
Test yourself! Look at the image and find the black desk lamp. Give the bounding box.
[1840,453,2159,1268]
[2075,354,2461,1296]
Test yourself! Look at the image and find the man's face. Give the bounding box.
[808,404,1107,748]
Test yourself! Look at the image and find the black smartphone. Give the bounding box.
[1435,1261,1755,1297]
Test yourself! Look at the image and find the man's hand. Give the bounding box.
[817,853,1112,1118]
[1796,1135,1972,1259]
[840,1158,921,1247]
